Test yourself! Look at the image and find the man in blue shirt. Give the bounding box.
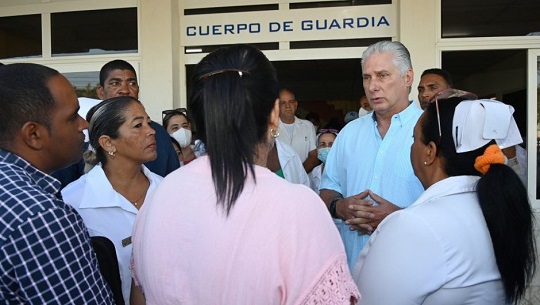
[53,60,179,187]
[0,63,113,304]
[320,41,424,268]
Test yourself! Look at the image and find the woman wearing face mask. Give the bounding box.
[162,109,202,166]
[310,129,339,194]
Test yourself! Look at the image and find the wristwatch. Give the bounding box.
[329,197,342,219]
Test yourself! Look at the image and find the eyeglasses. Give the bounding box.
[162,108,187,121]
[318,128,339,135]
[428,89,478,140]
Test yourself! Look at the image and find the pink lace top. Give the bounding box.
[131,255,358,304]
[300,256,359,304]
[130,156,360,305]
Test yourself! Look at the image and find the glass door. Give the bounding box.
[527,49,540,209]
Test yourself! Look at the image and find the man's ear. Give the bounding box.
[96,85,105,100]
[404,69,414,88]
[20,121,48,150]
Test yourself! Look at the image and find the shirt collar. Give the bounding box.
[0,148,62,196]
[370,100,420,124]
[411,175,480,207]
[79,164,154,213]
[279,116,302,125]
[392,101,421,127]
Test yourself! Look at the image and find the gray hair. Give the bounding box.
[362,41,412,77]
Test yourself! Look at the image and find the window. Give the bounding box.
[51,8,137,56]
[63,71,100,98]
[442,0,540,38]
[0,14,41,59]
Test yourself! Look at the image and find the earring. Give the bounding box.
[424,161,427,165]
[270,128,279,138]
[108,150,116,159]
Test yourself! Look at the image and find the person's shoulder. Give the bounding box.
[0,184,66,238]
[339,115,370,135]
[275,139,297,156]
[261,178,336,236]
[295,117,314,127]
[0,166,56,210]
[61,173,89,206]
[260,173,321,205]
[0,161,30,186]
[376,207,433,239]
[402,101,423,120]
[159,155,205,180]
[142,164,164,182]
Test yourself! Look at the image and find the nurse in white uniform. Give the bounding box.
[353,90,536,305]
[62,96,163,305]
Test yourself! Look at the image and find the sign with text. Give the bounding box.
[181,5,395,46]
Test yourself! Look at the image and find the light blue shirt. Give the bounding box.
[320,102,424,267]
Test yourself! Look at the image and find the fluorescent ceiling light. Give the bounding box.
[186,48,203,53]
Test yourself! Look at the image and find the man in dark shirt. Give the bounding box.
[0,63,113,304]
[417,68,453,110]
[53,60,179,187]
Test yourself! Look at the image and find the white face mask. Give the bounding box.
[171,128,192,148]
[358,107,370,118]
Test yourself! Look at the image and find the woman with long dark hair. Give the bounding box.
[353,90,536,304]
[131,44,359,304]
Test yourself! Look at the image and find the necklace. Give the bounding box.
[111,174,149,207]
[130,189,147,207]
[130,176,150,207]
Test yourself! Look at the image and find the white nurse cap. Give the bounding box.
[452,99,522,153]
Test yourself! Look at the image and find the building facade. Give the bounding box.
[1,0,540,302]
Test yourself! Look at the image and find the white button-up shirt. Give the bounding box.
[62,164,163,305]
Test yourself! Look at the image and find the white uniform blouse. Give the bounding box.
[353,176,506,305]
[275,139,310,187]
[62,164,163,305]
[277,117,316,162]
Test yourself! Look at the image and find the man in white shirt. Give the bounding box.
[277,89,319,173]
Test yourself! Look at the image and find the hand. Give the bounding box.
[343,190,401,234]
[334,190,374,234]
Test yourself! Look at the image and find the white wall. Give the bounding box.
[139,0,176,121]
[398,0,438,104]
